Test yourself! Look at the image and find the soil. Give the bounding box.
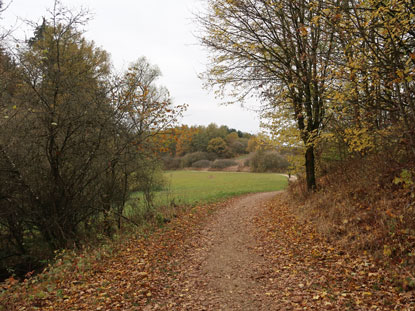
[145,191,414,311]
[147,192,279,310]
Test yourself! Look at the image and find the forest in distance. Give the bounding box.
[0,0,415,309]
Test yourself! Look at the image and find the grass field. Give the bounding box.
[125,171,288,219]
[153,170,287,207]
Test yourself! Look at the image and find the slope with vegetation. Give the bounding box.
[2,0,415,308]
[199,0,415,289]
[158,123,252,169]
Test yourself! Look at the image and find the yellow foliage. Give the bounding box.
[343,127,376,154]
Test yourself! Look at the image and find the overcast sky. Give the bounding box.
[2,0,262,133]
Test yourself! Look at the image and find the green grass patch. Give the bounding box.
[161,170,287,205]
[125,171,287,218]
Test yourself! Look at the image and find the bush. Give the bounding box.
[228,138,249,155]
[211,159,238,169]
[192,160,212,168]
[249,150,290,172]
[181,152,213,167]
[130,162,166,211]
[162,156,182,170]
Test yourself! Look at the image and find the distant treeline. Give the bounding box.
[157,123,253,158]
[156,124,292,173]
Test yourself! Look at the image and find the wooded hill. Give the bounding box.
[156,124,291,172]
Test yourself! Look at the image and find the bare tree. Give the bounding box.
[198,0,339,190]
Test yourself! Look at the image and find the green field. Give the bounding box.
[154,170,287,207]
[126,171,288,218]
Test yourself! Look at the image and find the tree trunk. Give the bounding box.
[305,145,316,191]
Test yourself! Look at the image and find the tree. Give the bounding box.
[230,138,248,154]
[174,126,199,155]
[246,136,258,152]
[4,5,115,249]
[326,0,415,158]
[207,137,229,157]
[114,57,186,146]
[199,0,338,190]
[226,132,239,144]
[0,1,186,270]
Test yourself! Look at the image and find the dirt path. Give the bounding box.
[146,191,414,311]
[148,192,278,310]
[5,191,412,310]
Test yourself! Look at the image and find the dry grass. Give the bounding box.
[287,155,415,279]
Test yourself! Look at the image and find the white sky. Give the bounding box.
[1,0,262,133]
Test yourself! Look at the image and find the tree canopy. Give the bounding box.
[0,2,185,276]
[199,0,415,190]
[199,0,339,190]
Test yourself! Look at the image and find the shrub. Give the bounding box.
[192,160,212,168]
[249,150,290,172]
[130,162,166,210]
[181,152,211,167]
[229,139,248,155]
[211,159,238,169]
[162,156,182,170]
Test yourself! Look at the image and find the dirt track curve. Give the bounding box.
[5,190,413,310]
[146,192,279,310]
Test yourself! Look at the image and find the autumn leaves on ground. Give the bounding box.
[2,185,414,310]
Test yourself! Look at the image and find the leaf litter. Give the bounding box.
[2,192,414,310]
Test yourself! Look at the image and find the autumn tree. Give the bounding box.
[0,2,185,275]
[0,5,116,251]
[199,0,339,190]
[111,57,186,213]
[324,0,415,158]
[186,123,225,152]
[172,125,199,156]
[207,137,229,157]
[115,57,185,139]
[226,131,239,144]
